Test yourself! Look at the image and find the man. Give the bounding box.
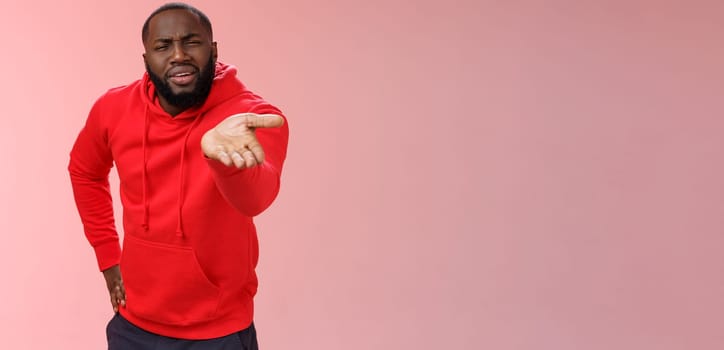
[68,3,288,349]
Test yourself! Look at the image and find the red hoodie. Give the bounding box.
[69,62,289,339]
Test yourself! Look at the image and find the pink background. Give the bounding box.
[1,0,723,349]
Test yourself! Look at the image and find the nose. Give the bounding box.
[170,41,189,63]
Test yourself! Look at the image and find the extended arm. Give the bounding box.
[201,111,289,216]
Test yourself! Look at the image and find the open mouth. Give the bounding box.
[167,67,198,86]
[168,72,197,86]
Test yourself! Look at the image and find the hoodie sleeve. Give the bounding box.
[68,98,121,271]
[205,101,290,217]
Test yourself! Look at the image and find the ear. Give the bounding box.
[211,42,218,62]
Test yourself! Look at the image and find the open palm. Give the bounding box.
[201,113,284,169]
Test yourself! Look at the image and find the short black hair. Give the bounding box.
[141,2,213,43]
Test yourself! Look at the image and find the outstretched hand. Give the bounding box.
[103,265,125,313]
[201,113,285,169]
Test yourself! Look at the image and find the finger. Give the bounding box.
[233,113,284,129]
[241,149,257,168]
[118,282,126,307]
[114,285,124,309]
[247,141,265,164]
[216,148,233,166]
[110,289,119,312]
[230,150,246,169]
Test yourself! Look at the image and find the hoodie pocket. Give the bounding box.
[122,235,221,325]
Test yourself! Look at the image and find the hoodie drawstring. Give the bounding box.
[141,106,204,238]
[142,106,150,232]
[175,114,204,237]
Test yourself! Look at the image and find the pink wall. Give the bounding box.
[1,0,723,349]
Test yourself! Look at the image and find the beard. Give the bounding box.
[146,56,216,111]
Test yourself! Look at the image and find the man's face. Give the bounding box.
[143,9,217,113]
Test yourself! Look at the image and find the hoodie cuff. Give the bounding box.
[94,239,122,271]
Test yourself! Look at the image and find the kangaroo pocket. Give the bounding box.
[122,235,221,325]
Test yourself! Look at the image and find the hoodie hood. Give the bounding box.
[140,61,248,119]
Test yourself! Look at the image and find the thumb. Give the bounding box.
[233,113,284,129]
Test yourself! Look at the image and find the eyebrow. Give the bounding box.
[153,33,202,43]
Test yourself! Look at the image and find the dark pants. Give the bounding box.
[107,313,258,350]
